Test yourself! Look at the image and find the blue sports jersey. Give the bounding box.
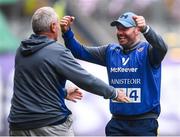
[63,28,167,116]
[106,43,161,115]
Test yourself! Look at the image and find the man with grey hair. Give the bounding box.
[8,7,129,136]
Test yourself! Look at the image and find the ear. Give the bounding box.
[50,22,56,33]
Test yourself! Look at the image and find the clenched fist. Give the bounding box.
[60,16,75,33]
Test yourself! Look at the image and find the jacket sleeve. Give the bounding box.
[62,28,107,66]
[143,26,168,67]
[56,48,117,99]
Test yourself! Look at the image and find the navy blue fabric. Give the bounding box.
[105,118,158,136]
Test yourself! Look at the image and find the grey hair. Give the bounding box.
[31,7,59,34]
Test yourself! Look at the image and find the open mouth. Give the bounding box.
[118,37,127,42]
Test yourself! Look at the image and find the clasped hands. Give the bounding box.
[66,87,130,103]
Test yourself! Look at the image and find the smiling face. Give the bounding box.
[116,25,140,49]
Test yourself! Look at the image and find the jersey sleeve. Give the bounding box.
[143,26,168,68]
[62,28,108,66]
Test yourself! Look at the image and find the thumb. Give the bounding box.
[73,87,79,92]
[132,16,138,21]
[70,16,75,22]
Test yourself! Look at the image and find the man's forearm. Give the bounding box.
[144,27,168,66]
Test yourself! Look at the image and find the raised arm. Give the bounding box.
[144,27,168,67]
[60,16,107,66]
[133,15,168,67]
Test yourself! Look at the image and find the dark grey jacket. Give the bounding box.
[8,34,117,130]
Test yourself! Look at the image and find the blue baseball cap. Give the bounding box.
[110,12,137,28]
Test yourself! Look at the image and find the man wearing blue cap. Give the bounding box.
[60,12,168,136]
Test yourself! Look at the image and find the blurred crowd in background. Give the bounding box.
[0,0,180,136]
